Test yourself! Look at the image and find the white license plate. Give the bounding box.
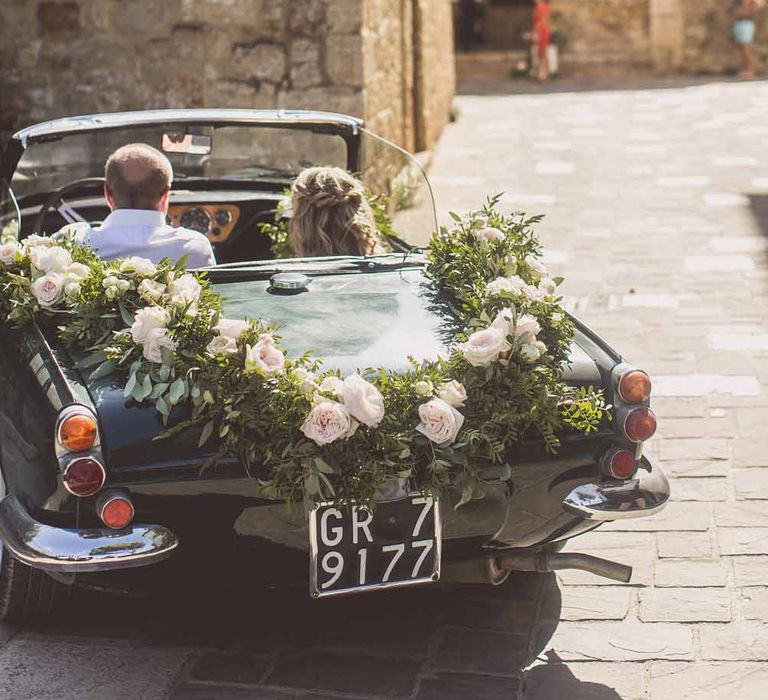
[309,495,441,598]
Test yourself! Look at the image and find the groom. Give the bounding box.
[64,143,216,268]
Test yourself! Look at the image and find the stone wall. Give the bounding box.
[460,0,766,77]
[552,0,654,74]
[414,0,455,151]
[682,0,768,74]
[0,0,454,151]
[554,0,768,75]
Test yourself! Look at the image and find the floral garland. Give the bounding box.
[0,198,607,508]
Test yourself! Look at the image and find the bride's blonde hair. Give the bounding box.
[289,166,377,257]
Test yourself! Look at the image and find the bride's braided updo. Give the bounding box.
[289,166,377,257]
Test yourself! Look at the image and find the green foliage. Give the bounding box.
[0,198,608,510]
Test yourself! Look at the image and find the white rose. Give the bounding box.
[320,375,344,396]
[207,334,239,356]
[102,275,119,289]
[490,307,515,335]
[414,380,434,397]
[29,245,72,273]
[116,279,131,292]
[64,262,90,281]
[138,278,167,302]
[120,256,156,277]
[215,318,249,340]
[437,379,467,408]
[341,374,385,427]
[520,344,542,363]
[168,273,202,306]
[514,314,541,345]
[23,235,54,248]
[291,368,319,395]
[486,276,527,296]
[459,327,511,367]
[525,284,547,301]
[301,400,358,446]
[276,196,293,219]
[538,277,557,295]
[30,272,65,307]
[142,327,177,363]
[64,282,81,300]
[416,398,465,446]
[0,241,20,264]
[130,306,170,345]
[535,340,547,354]
[525,254,547,281]
[474,227,504,242]
[244,335,285,377]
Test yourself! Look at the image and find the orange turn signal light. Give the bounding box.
[58,413,98,453]
[618,370,652,404]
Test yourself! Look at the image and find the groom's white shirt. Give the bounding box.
[64,209,216,268]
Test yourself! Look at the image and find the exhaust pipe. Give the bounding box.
[496,552,632,583]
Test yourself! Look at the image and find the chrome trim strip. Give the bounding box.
[562,458,670,521]
[15,109,364,146]
[0,494,178,572]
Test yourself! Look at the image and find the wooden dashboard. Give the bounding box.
[167,204,241,243]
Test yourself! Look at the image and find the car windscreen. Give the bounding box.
[10,124,349,199]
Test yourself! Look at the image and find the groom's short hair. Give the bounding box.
[105,143,173,210]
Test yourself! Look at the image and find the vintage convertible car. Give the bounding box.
[0,110,670,621]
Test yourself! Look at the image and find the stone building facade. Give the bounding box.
[0,0,455,152]
[458,0,767,78]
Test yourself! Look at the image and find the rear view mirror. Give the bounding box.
[161,132,212,155]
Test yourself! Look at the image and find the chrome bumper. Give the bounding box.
[562,458,670,521]
[0,495,178,572]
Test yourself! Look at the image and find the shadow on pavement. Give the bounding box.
[748,194,768,243]
[457,74,768,96]
[6,570,625,698]
[523,651,624,700]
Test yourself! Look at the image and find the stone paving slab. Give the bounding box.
[649,662,768,700]
[0,639,190,700]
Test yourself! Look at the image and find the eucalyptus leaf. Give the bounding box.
[123,372,137,398]
[156,395,170,417]
[169,377,186,405]
[118,300,134,326]
[314,457,334,474]
[198,420,214,447]
[89,360,116,381]
[77,351,107,369]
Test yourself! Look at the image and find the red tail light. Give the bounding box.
[98,494,134,529]
[624,408,657,442]
[604,449,637,479]
[63,457,106,497]
[618,370,652,404]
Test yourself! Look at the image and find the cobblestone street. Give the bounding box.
[2,78,768,699]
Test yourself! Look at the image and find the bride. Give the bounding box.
[288,166,380,257]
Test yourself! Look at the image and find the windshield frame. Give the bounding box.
[0,109,363,185]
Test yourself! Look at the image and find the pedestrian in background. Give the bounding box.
[533,0,552,82]
[734,0,765,79]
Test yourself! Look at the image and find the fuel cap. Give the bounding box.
[269,272,311,293]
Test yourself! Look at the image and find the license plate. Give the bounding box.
[309,495,441,598]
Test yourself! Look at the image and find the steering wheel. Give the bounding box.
[33,177,106,235]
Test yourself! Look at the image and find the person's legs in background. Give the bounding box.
[734,18,757,78]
